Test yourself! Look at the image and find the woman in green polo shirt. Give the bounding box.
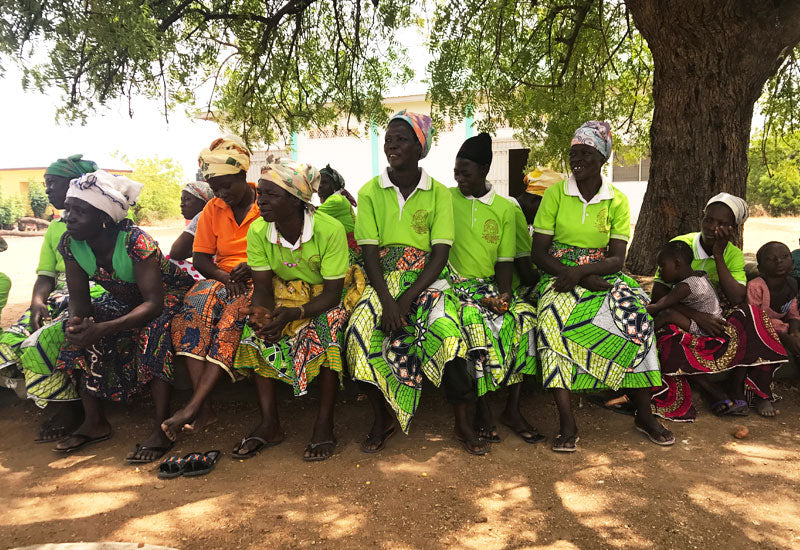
[651,194,788,420]
[447,133,542,445]
[532,121,673,452]
[230,159,362,461]
[317,164,358,251]
[345,111,489,456]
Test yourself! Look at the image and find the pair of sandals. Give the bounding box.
[232,433,337,462]
[158,450,221,479]
[711,398,749,416]
[552,419,676,453]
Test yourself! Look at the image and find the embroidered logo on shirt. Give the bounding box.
[594,207,610,234]
[412,209,429,235]
[307,254,321,273]
[482,219,499,243]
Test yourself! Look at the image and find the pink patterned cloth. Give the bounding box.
[746,277,800,335]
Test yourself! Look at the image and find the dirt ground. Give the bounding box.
[1,219,799,549]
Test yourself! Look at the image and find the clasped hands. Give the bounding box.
[553,265,611,293]
[243,305,302,343]
[65,316,109,347]
[224,262,252,298]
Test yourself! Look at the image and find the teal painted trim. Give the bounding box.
[465,113,474,138]
[371,122,379,177]
[291,131,298,160]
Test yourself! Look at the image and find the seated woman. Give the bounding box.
[345,111,488,455]
[51,170,195,462]
[532,121,673,452]
[233,159,361,461]
[651,194,787,420]
[447,133,541,445]
[0,154,103,441]
[317,165,357,240]
[169,180,215,261]
[162,137,260,440]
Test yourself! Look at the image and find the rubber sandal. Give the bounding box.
[126,442,175,464]
[35,416,73,443]
[183,450,221,477]
[634,420,675,446]
[475,425,501,443]
[728,399,749,416]
[588,393,636,416]
[158,453,193,479]
[302,439,337,462]
[551,434,579,453]
[711,398,734,416]
[360,425,396,454]
[455,434,490,456]
[232,434,284,459]
[500,419,546,444]
[53,432,112,453]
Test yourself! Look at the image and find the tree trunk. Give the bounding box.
[624,0,800,275]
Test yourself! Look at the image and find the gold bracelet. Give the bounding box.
[298,305,305,318]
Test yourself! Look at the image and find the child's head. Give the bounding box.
[657,240,694,284]
[757,241,792,278]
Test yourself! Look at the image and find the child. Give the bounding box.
[647,240,723,335]
[748,241,800,354]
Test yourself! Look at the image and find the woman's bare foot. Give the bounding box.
[184,402,218,433]
[755,397,777,417]
[160,406,197,442]
[304,419,336,461]
[126,428,174,462]
[232,421,284,457]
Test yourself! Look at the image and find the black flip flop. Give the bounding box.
[475,425,501,443]
[231,434,284,460]
[302,439,337,462]
[500,419,546,444]
[53,432,112,453]
[35,416,72,443]
[455,434,490,456]
[551,433,579,453]
[183,450,221,477]
[634,420,675,446]
[126,442,175,464]
[360,425,396,454]
[158,453,193,479]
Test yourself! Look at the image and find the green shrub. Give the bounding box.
[28,181,49,219]
[0,193,26,229]
[748,132,800,216]
[119,155,183,224]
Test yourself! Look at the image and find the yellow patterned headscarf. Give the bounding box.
[260,158,320,205]
[524,167,565,196]
[198,136,251,179]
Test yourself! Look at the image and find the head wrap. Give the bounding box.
[456,132,493,166]
[66,170,143,222]
[182,180,214,203]
[320,164,357,207]
[261,158,320,206]
[389,110,434,159]
[45,154,98,179]
[524,167,565,196]
[706,192,749,225]
[198,136,251,180]
[571,121,613,161]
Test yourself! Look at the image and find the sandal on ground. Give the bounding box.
[303,440,337,462]
[711,398,735,416]
[455,434,490,456]
[551,433,579,453]
[158,453,193,479]
[588,393,636,416]
[183,450,221,477]
[634,419,675,446]
[360,425,396,454]
[126,442,175,464]
[35,416,75,443]
[232,434,284,460]
[53,432,112,454]
[500,419,546,444]
[728,399,749,416]
[475,424,501,443]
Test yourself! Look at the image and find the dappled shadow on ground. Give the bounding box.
[1,381,799,549]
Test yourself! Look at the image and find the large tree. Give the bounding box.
[2,0,800,273]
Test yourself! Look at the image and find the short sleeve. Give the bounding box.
[193,202,218,255]
[430,183,454,246]
[184,212,201,236]
[497,203,516,262]
[609,190,631,242]
[247,220,272,272]
[354,183,379,246]
[319,220,348,280]
[128,227,159,262]
[513,207,532,259]
[724,245,746,285]
[532,184,560,236]
[36,224,60,276]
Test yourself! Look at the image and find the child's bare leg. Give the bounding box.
[654,308,692,332]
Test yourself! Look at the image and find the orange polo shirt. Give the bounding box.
[193,184,260,273]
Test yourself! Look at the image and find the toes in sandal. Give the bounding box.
[552,434,579,453]
[303,440,337,462]
[183,450,221,477]
[634,421,675,446]
[455,434,490,456]
[475,425,501,443]
[360,425,396,454]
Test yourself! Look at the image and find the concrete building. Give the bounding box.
[0,167,133,198]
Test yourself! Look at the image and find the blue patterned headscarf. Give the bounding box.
[571,121,613,161]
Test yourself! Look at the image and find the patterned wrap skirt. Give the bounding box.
[171,279,254,379]
[234,267,365,394]
[652,304,788,421]
[345,246,465,433]
[536,242,661,391]
[448,274,537,396]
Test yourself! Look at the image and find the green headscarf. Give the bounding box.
[45,154,99,179]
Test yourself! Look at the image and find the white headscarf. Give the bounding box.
[706,192,749,225]
[66,170,143,222]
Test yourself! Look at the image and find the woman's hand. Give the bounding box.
[65,316,109,347]
[380,296,405,334]
[257,306,301,343]
[223,272,248,298]
[712,225,735,257]
[241,305,272,331]
[553,265,584,292]
[693,312,728,337]
[229,262,252,283]
[580,274,613,292]
[29,301,50,331]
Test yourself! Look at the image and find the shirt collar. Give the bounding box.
[565,174,613,205]
[463,182,496,205]
[380,168,432,191]
[266,209,315,251]
[693,232,711,259]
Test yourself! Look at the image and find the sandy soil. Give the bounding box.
[1,218,799,549]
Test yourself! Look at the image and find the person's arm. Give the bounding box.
[712,226,746,305]
[396,243,450,312]
[169,232,195,261]
[64,259,92,320]
[494,261,513,297]
[259,277,345,343]
[651,281,670,303]
[646,282,691,315]
[29,275,56,330]
[531,234,625,292]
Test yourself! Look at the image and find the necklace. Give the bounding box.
[282,243,302,267]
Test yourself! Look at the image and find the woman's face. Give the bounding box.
[569,144,605,181]
[701,202,736,244]
[758,243,793,278]
[256,179,302,223]
[318,173,337,202]
[208,172,250,208]
[384,120,422,169]
[63,197,104,241]
[180,190,207,221]
[44,174,71,210]
[453,157,489,197]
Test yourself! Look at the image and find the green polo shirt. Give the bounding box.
[654,232,746,289]
[355,169,454,251]
[317,193,355,234]
[533,177,630,248]
[247,210,348,285]
[36,220,67,278]
[449,186,515,279]
[511,199,533,289]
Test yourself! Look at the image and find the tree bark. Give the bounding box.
[624,0,800,274]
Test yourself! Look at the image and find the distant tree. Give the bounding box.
[119,156,184,223]
[27,181,49,219]
[748,131,800,216]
